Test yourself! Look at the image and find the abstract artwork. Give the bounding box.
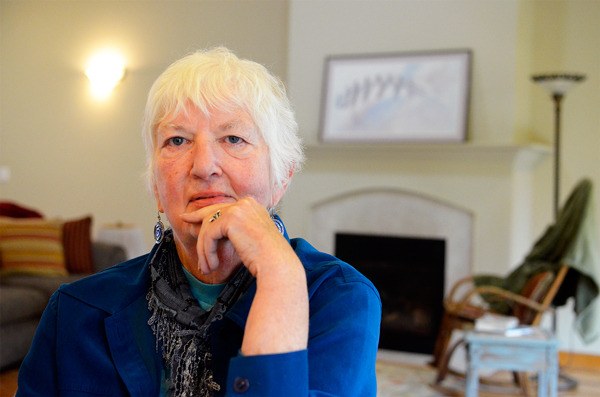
[320,50,471,143]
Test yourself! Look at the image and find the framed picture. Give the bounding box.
[319,49,471,143]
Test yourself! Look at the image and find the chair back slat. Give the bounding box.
[515,265,569,325]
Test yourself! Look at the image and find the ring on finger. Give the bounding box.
[208,210,222,223]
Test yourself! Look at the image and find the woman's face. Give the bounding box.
[153,102,284,250]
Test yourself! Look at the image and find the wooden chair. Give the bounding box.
[432,179,598,394]
[432,264,569,390]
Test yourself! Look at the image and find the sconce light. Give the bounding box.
[85,50,126,100]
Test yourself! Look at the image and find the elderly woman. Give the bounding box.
[17,47,381,396]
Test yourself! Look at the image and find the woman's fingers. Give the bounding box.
[180,205,223,224]
[178,204,228,274]
[178,198,283,277]
[199,220,226,273]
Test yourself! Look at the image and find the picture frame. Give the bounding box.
[319,49,472,143]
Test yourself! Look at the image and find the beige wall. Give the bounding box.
[289,0,522,146]
[0,0,289,246]
[1,0,599,354]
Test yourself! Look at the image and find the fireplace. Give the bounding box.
[306,188,474,356]
[335,233,445,354]
[280,145,548,356]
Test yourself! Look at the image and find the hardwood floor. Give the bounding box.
[556,352,600,397]
[554,366,600,397]
[0,368,17,397]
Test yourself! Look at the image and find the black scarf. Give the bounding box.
[146,230,254,397]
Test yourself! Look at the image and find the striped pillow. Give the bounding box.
[62,216,94,274]
[0,218,68,277]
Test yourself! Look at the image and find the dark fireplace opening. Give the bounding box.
[335,233,445,355]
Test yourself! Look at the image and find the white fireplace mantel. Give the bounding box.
[309,188,474,294]
[282,142,551,277]
[304,143,550,171]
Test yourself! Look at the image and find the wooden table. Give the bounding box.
[464,328,559,397]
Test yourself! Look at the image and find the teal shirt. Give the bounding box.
[181,266,226,310]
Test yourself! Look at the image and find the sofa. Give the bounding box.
[0,202,128,370]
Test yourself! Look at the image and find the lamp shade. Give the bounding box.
[97,223,146,259]
[531,74,586,96]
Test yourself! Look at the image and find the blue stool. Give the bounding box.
[464,329,559,397]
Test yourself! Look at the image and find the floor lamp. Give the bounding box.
[531,73,586,391]
[531,73,586,219]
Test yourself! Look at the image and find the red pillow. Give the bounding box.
[0,202,43,219]
[62,216,94,274]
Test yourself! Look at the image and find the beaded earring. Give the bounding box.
[154,212,164,244]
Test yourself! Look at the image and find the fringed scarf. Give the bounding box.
[146,230,254,397]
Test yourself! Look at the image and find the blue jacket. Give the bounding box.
[17,236,381,396]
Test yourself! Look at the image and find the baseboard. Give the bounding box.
[559,351,600,369]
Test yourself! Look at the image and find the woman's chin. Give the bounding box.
[214,240,242,277]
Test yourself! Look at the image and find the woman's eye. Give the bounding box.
[225,135,244,144]
[168,137,186,146]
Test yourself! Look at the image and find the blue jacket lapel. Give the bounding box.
[105,295,161,397]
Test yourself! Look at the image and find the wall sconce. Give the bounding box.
[85,50,126,100]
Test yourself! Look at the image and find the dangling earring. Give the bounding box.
[269,209,285,235]
[154,212,164,244]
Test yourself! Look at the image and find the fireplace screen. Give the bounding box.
[335,232,445,354]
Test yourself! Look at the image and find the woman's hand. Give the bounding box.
[180,197,287,277]
[180,197,309,355]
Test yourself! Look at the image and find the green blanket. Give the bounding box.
[474,178,600,344]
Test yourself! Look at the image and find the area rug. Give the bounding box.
[376,358,538,397]
[376,359,449,397]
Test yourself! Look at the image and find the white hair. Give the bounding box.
[142,47,304,193]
